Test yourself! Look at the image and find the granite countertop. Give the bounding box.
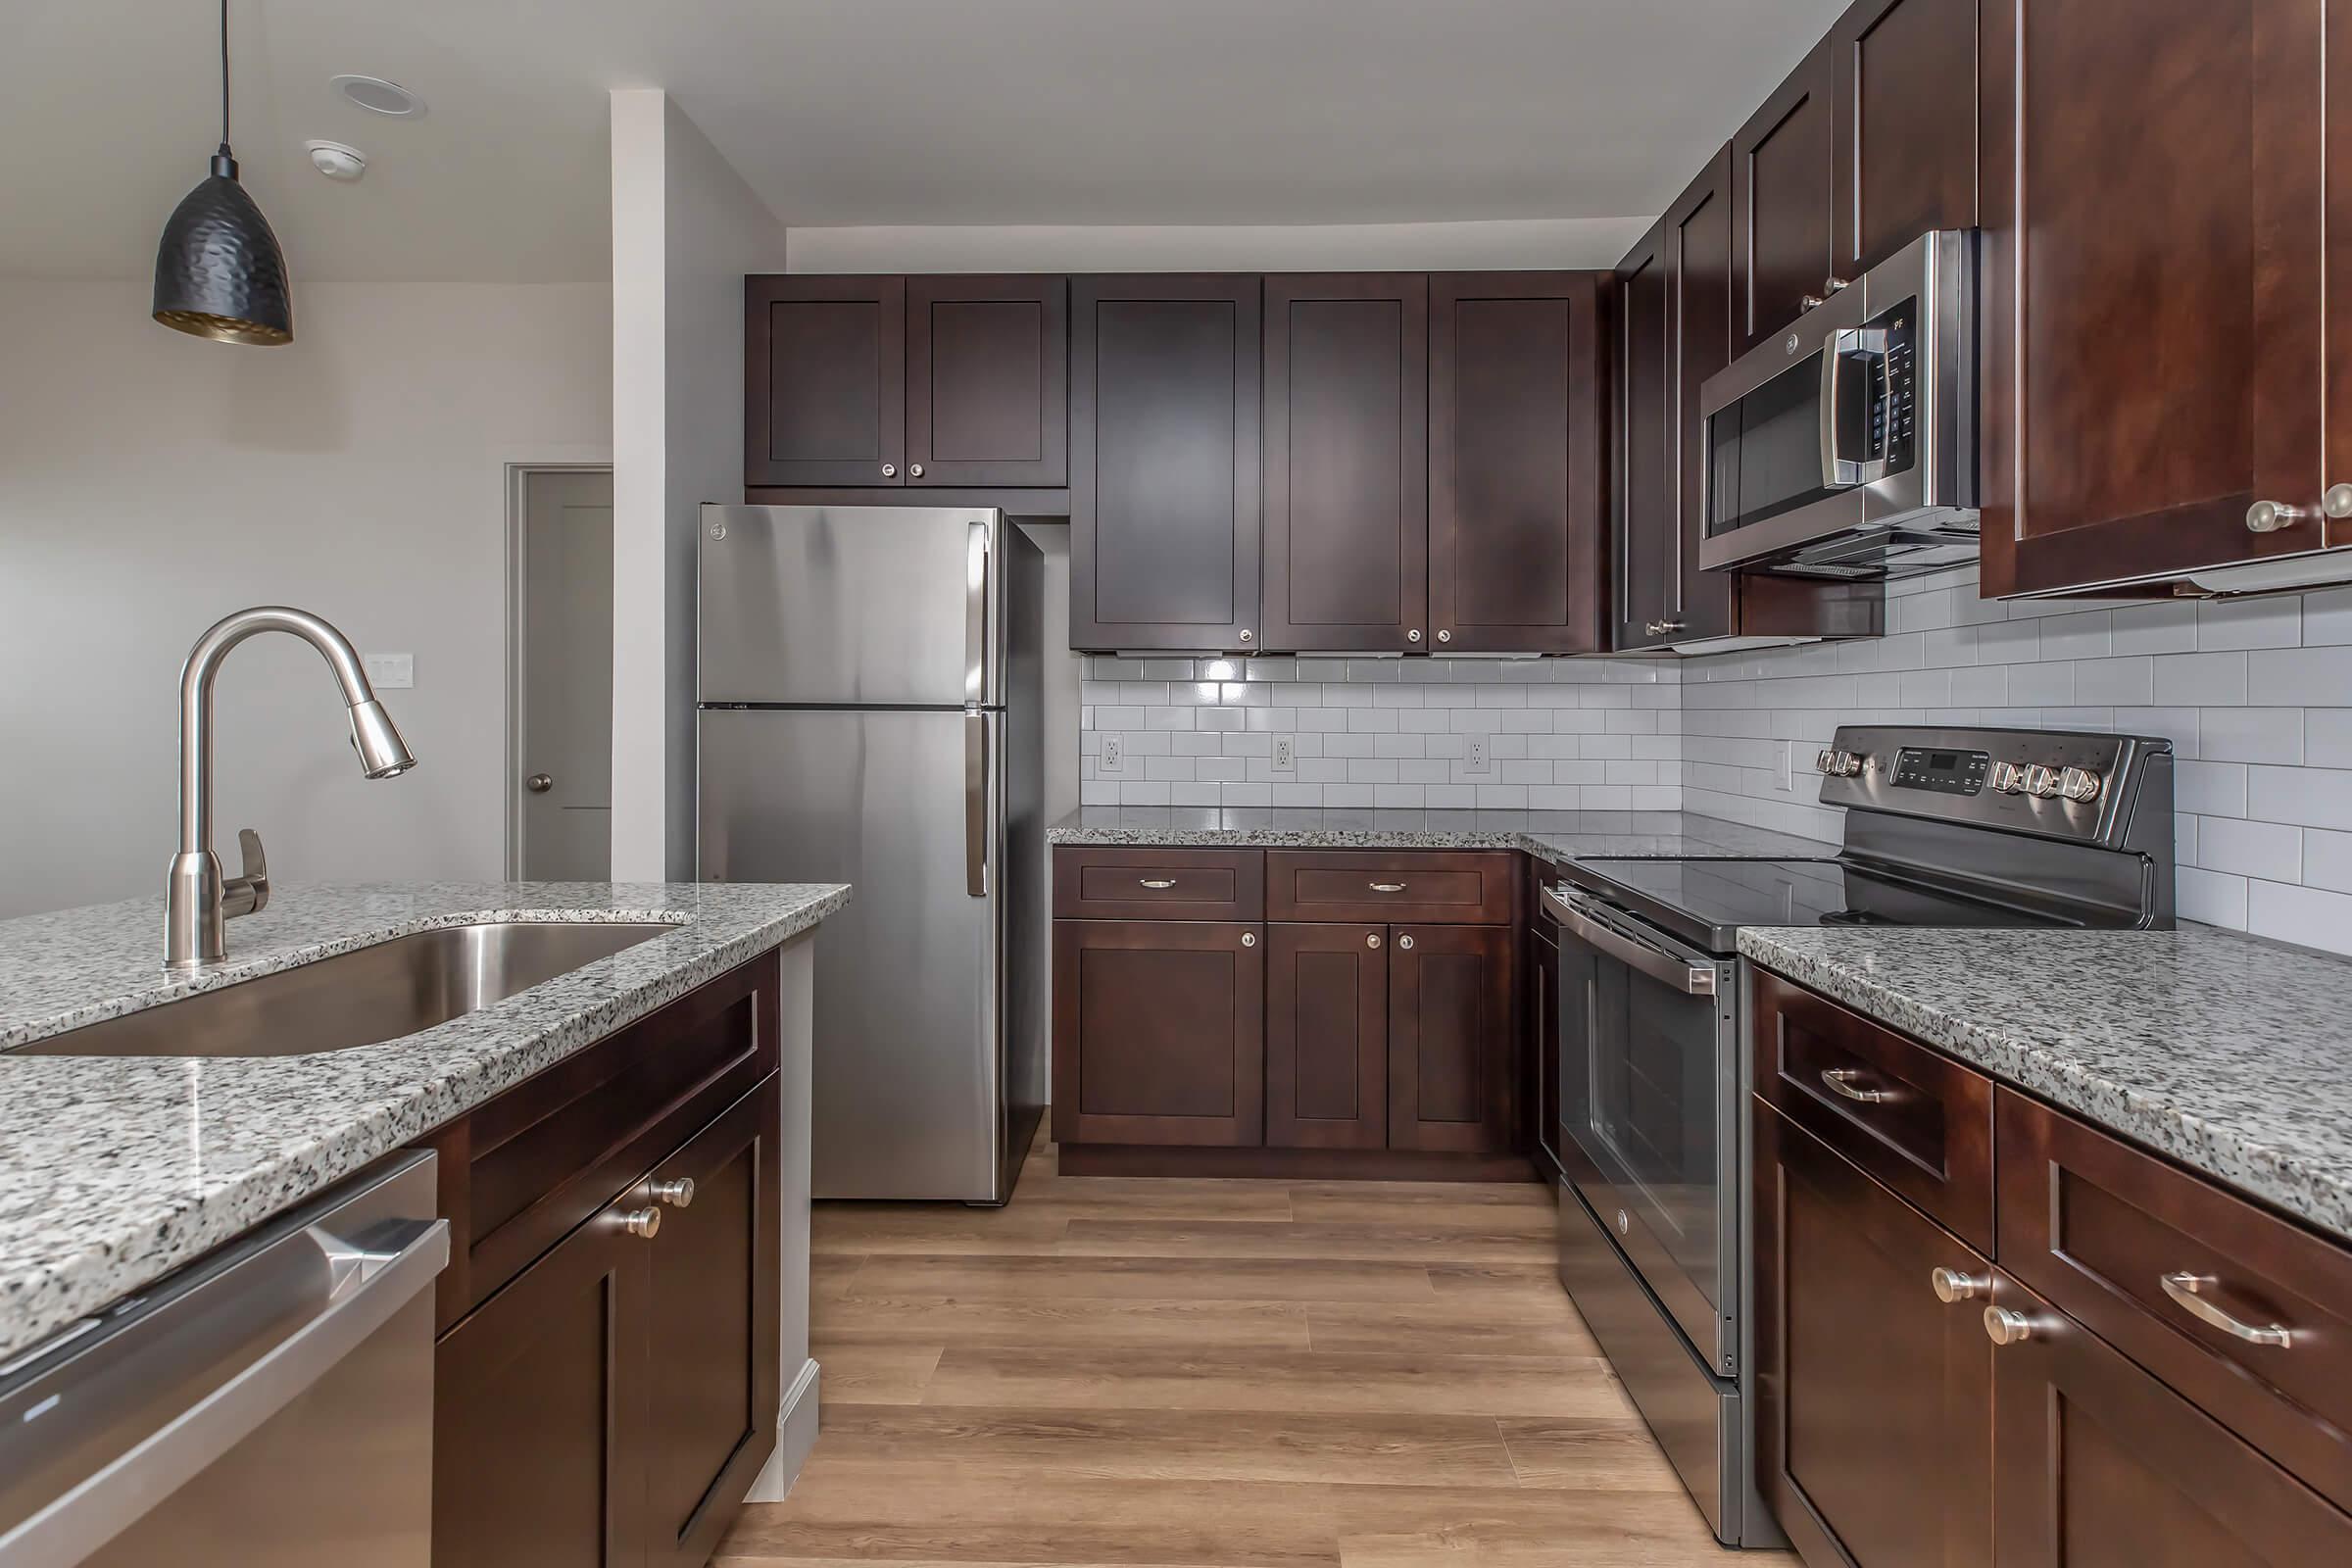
[0,880,849,1360]
[1049,807,1834,862]
[1740,925,2352,1246]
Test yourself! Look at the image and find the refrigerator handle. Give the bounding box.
[964,520,991,708]
[963,710,989,898]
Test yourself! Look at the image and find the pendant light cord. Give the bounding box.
[218,0,230,152]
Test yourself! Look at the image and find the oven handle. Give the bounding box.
[1541,886,1718,997]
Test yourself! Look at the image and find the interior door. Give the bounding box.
[1261,273,1428,652]
[698,708,999,1200]
[518,467,613,880]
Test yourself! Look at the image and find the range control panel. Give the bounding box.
[1814,725,2172,849]
[1889,746,1988,796]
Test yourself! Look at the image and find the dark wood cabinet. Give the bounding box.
[1980,0,2329,595]
[1388,924,1516,1154]
[1428,271,1605,654]
[1265,922,1389,1150]
[1261,273,1428,652]
[746,275,906,488]
[1733,38,1837,353]
[1070,274,1262,650]
[1754,1101,1994,1568]
[906,275,1067,487]
[1612,220,1673,651]
[1989,1272,2352,1565]
[1052,918,1265,1147]
[1830,0,1980,281]
[1664,149,1737,645]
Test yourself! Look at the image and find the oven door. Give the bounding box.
[1544,886,1737,1373]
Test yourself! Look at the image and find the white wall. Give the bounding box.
[0,280,612,919]
[784,219,1647,274]
[610,90,789,881]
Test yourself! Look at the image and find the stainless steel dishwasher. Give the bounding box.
[0,1151,448,1568]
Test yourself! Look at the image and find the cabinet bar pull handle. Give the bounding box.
[1819,1067,1891,1104]
[1138,878,1176,889]
[1369,881,1407,893]
[2159,1272,2293,1348]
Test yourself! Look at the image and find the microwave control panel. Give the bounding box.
[1868,308,1918,473]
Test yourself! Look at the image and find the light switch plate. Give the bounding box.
[1466,738,1489,774]
[364,653,414,690]
[1100,734,1124,774]
[1272,737,1295,772]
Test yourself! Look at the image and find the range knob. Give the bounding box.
[1987,761,2027,795]
[2057,766,2103,803]
[1815,748,1865,778]
[2023,765,2063,800]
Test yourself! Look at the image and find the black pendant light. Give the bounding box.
[153,0,291,345]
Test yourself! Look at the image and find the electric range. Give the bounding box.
[1540,724,2175,1547]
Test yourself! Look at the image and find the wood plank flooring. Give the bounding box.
[717,1131,1784,1567]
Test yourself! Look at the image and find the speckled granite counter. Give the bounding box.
[1740,925,2352,1246]
[0,880,849,1359]
[1050,807,1833,862]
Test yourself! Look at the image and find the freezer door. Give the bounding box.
[699,707,1003,1200]
[700,505,1004,708]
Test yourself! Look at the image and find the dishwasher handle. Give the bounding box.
[0,1211,448,1568]
[1541,885,1718,997]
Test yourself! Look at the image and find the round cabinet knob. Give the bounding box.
[1615,1208,1631,1237]
[1408,629,1422,643]
[2246,499,2307,533]
[1366,933,1382,949]
[525,773,554,794]
[650,1177,695,1208]
[1824,275,1851,295]
[1984,1305,2036,1346]
[1239,630,1254,644]
[1932,1266,1988,1303]
[880,463,898,478]
[1800,293,1826,311]
[1436,630,1451,644]
[2327,483,2352,519]
[908,464,924,477]
[621,1206,662,1240]
[1397,934,1415,951]
[2057,766,2103,803]
[1658,619,1686,635]
[1240,931,1256,948]
[2024,765,2063,800]
[1987,761,2026,795]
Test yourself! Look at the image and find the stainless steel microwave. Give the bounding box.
[1698,229,1978,579]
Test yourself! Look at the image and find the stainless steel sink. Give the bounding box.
[18,921,675,1058]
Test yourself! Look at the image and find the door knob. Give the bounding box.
[2246,499,2309,533]
[525,773,553,793]
[649,1177,695,1208]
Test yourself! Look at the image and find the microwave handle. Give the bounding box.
[1818,330,1853,488]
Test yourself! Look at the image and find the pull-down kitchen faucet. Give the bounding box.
[166,606,416,969]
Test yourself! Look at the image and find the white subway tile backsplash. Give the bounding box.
[2197,706,2302,764]
[2194,816,2302,882]
[2112,602,2198,655]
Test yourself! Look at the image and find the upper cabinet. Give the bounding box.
[1613,221,1674,651]
[1980,0,2341,595]
[1261,273,1429,652]
[746,273,1067,490]
[1732,39,1837,354]
[1665,153,1738,645]
[1428,272,1607,655]
[1831,0,1981,280]
[1070,274,1263,651]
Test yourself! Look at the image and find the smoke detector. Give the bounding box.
[306,140,368,181]
[329,74,423,117]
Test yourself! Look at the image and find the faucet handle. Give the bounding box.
[223,827,270,918]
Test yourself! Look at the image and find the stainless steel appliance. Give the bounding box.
[0,1152,447,1567]
[1544,724,2174,1545]
[1699,230,1979,580]
[697,504,1046,1202]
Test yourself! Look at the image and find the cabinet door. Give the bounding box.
[1261,273,1427,652]
[1265,923,1388,1150]
[1666,148,1737,644]
[1070,275,1261,651]
[645,1080,781,1568]
[1387,924,1515,1153]
[2331,5,2352,546]
[434,1195,651,1568]
[1733,38,1837,352]
[1053,919,1264,1146]
[745,274,906,488]
[1612,220,1672,651]
[1989,1273,2352,1565]
[906,274,1068,487]
[1753,1102,1993,1568]
[1428,272,1604,654]
[1831,0,1980,280]
[1981,0,2325,595]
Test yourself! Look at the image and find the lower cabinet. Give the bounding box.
[1386,924,1516,1153]
[1266,922,1388,1149]
[1754,1101,1992,1568]
[1052,918,1266,1147]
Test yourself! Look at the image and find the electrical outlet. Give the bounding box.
[1773,739,1793,793]
[1100,734,1124,774]
[363,653,413,689]
[1466,738,1489,774]
[1272,736,1295,772]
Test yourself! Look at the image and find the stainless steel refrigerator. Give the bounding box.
[697,504,1046,1202]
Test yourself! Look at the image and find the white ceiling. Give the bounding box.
[1,1,1847,282]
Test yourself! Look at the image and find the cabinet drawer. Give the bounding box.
[1749,970,1993,1251]
[1266,850,1517,925]
[422,948,780,1331]
[1996,1089,2352,1513]
[1053,846,1264,920]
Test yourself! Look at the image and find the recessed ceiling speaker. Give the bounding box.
[330,74,423,117]
[305,140,368,181]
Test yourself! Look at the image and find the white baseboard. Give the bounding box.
[742,1356,821,1503]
